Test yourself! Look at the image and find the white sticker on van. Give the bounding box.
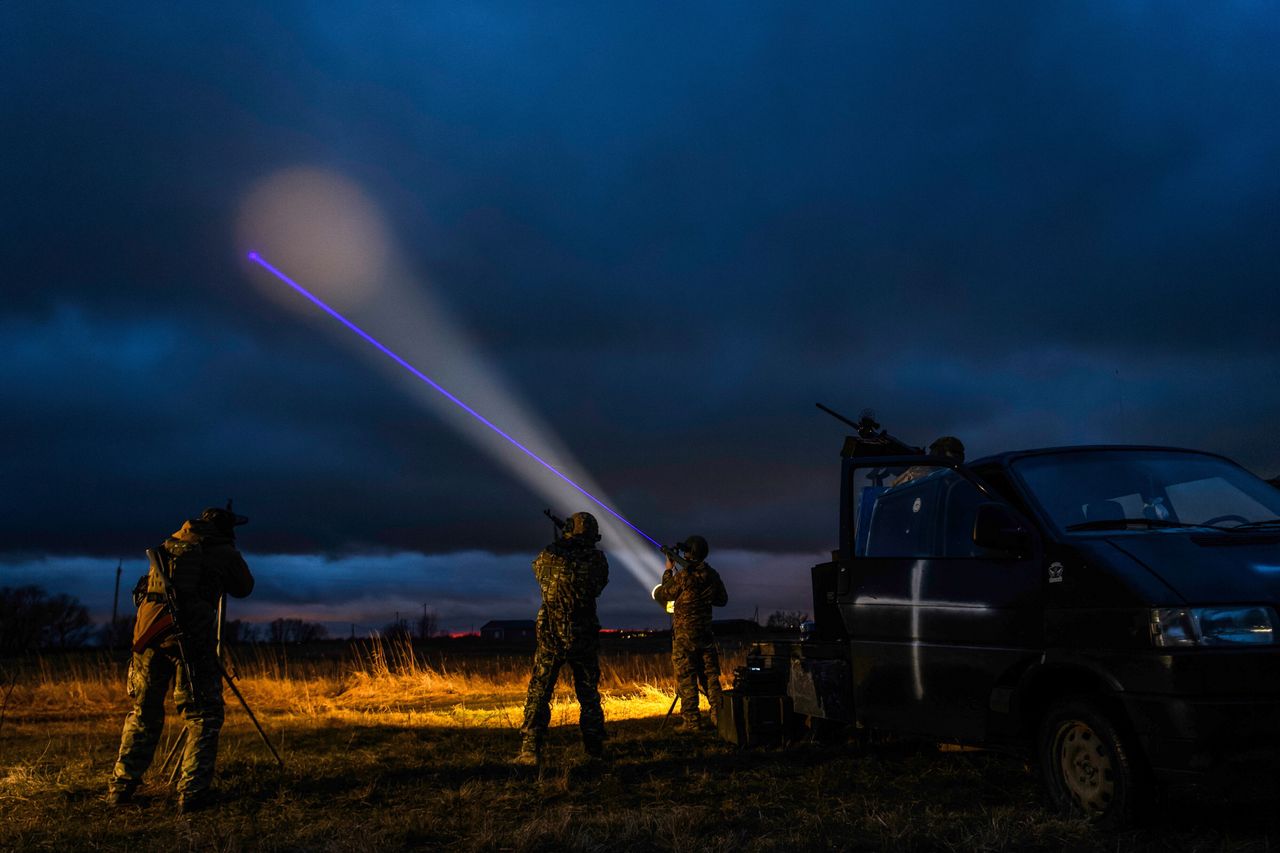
[912,497,922,513]
[1048,562,1064,584]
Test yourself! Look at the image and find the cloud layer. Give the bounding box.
[2,3,1278,620]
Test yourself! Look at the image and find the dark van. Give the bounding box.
[729,441,1280,827]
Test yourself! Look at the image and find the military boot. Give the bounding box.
[106,780,138,805]
[178,788,214,814]
[513,732,542,766]
[582,736,606,762]
[674,715,702,733]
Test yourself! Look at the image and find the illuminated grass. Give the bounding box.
[3,640,1274,851]
[1,637,721,728]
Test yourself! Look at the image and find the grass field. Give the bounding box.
[2,638,1278,852]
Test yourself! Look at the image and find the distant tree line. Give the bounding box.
[765,610,810,630]
[382,608,438,642]
[0,586,93,654]
[0,585,336,654]
[264,618,328,644]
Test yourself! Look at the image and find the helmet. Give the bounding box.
[201,505,249,535]
[680,535,708,563]
[563,511,601,543]
[929,436,965,462]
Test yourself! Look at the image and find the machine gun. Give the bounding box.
[816,403,923,459]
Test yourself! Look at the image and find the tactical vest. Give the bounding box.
[163,537,221,605]
[535,542,605,645]
[542,558,591,623]
[131,536,220,651]
[671,562,727,634]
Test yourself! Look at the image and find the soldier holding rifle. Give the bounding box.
[108,506,254,813]
[516,511,610,764]
[653,536,728,731]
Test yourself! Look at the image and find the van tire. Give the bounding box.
[1036,697,1147,829]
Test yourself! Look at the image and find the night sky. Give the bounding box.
[3,3,1278,632]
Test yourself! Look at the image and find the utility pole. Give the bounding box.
[111,559,122,648]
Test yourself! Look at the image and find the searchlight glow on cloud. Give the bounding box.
[239,168,665,589]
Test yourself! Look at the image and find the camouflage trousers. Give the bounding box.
[520,639,605,749]
[110,643,225,796]
[673,631,722,723]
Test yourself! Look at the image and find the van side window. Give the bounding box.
[864,476,940,557]
[855,467,1004,559]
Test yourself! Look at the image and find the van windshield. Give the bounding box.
[1012,450,1280,535]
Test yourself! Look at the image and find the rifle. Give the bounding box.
[650,543,693,616]
[660,543,694,575]
[542,508,566,539]
[147,545,203,785]
[146,548,199,700]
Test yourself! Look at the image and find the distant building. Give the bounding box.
[480,619,536,641]
[711,619,763,636]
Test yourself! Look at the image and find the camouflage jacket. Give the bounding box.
[653,561,727,637]
[533,539,609,649]
[132,518,254,650]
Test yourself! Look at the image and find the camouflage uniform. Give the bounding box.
[653,557,728,727]
[519,512,610,758]
[110,513,254,804]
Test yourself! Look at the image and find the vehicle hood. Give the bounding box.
[1106,532,1280,604]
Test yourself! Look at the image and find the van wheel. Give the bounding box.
[1037,698,1146,829]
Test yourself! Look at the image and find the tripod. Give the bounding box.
[659,676,713,730]
[158,596,283,784]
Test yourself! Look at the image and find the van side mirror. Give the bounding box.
[972,502,1030,557]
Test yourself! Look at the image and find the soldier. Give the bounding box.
[892,435,966,487]
[516,510,610,764]
[107,506,254,813]
[653,535,728,730]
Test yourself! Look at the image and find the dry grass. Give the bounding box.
[1,640,1278,852]
[1,636,708,728]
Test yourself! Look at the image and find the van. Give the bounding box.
[735,441,1280,828]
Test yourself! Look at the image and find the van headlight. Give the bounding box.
[1150,606,1277,647]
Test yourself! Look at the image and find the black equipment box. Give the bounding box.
[718,690,790,747]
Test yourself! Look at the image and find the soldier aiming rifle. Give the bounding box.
[652,536,728,731]
[517,509,610,764]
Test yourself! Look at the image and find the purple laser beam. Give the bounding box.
[247,251,663,551]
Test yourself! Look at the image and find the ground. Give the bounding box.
[1,640,1277,852]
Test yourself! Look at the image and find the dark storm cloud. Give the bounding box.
[3,1,1278,603]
